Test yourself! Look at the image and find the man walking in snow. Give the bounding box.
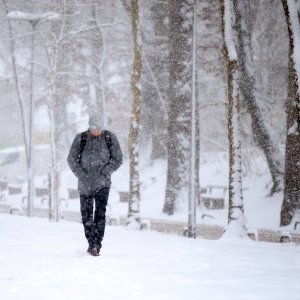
[67,112,123,256]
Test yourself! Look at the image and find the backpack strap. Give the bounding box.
[78,131,88,165]
[78,130,112,166]
[104,130,113,160]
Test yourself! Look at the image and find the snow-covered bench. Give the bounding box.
[35,188,49,197]
[68,188,79,199]
[0,181,8,203]
[293,208,300,230]
[279,206,300,243]
[35,188,49,204]
[118,191,129,203]
[108,214,120,225]
[200,185,227,210]
[0,181,8,191]
[0,181,7,203]
[8,185,22,195]
[9,205,23,215]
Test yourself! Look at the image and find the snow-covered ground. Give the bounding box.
[0,214,299,300]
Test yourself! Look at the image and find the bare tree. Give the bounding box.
[6,5,60,217]
[2,0,28,163]
[162,0,193,215]
[197,0,228,153]
[280,0,300,226]
[127,0,142,228]
[233,0,283,196]
[139,0,169,160]
[220,0,246,238]
[121,0,169,160]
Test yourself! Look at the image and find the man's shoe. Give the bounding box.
[90,248,100,256]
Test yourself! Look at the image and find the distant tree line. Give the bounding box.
[0,0,299,230]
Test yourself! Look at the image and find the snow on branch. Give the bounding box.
[7,11,60,22]
[57,24,124,44]
[224,0,238,61]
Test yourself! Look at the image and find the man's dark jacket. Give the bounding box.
[67,130,123,196]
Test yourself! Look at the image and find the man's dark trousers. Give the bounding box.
[80,187,110,251]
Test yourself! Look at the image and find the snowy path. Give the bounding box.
[0,214,299,300]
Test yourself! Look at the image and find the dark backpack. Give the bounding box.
[78,130,112,164]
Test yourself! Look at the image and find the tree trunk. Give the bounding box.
[188,0,198,239]
[163,0,193,215]
[233,0,283,196]
[87,3,106,117]
[127,0,142,228]
[280,0,300,226]
[46,1,69,221]
[221,0,246,238]
[48,73,60,222]
[2,0,28,163]
[195,70,201,208]
[121,0,169,161]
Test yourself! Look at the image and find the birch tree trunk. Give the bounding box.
[221,0,246,238]
[163,0,193,215]
[48,42,61,221]
[280,0,300,226]
[127,0,142,228]
[121,0,168,160]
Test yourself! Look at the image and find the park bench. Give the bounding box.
[51,188,80,208]
[68,188,79,199]
[0,181,8,191]
[8,185,22,195]
[293,205,300,231]
[35,187,49,204]
[0,181,8,203]
[35,188,49,197]
[279,202,300,243]
[9,206,23,215]
[200,185,227,210]
[118,191,130,203]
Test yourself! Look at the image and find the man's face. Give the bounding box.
[91,128,102,136]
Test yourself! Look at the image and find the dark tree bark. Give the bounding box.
[122,0,168,160]
[233,0,283,196]
[163,0,193,215]
[280,0,300,226]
